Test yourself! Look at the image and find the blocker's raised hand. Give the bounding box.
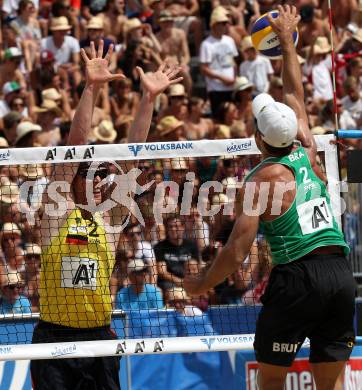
[267,5,301,42]
[136,62,183,100]
[81,40,125,85]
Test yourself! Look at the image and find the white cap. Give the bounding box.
[127,259,147,274]
[15,121,42,144]
[252,94,298,148]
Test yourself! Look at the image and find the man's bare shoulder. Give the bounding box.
[251,162,294,184]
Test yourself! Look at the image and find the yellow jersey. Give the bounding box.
[40,209,115,328]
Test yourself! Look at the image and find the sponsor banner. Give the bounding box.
[0,136,334,165]
[0,334,256,361]
[246,358,362,390]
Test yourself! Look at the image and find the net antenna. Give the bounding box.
[0,136,339,360]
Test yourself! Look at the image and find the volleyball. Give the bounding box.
[251,10,299,59]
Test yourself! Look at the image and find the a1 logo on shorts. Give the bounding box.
[61,257,98,290]
[297,197,333,235]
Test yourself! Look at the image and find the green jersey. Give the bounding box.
[245,146,349,265]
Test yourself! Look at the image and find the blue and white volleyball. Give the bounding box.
[251,11,299,59]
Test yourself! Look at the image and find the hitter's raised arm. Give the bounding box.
[268,6,317,156]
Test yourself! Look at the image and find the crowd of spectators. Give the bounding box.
[0,0,361,316]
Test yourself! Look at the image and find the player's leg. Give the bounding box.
[310,361,345,390]
[308,255,356,390]
[257,363,289,390]
[254,263,312,389]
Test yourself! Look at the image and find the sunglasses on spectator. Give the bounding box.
[78,169,108,179]
[139,165,151,171]
[5,284,20,290]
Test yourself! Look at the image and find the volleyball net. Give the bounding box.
[0,135,340,360]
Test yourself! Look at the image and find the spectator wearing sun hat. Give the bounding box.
[156,10,192,95]
[0,223,23,267]
[0,184,20,205]
[0,273,31,314]
[159,83,188,120]
[41,88,71,122]
[15,121,42,147]
[33,100,62,140]
[93,120,117,144]
[200,6,238,118]
[239,36,274,95]
[233,76,254,134]
[115,259,164,311]
[81,17,115,62]
[303,36,333,102]
[157,115,186,141]
[40,16,81,86]
[0,81,22,118]
[29,50,70,96]
[0,48,26,91]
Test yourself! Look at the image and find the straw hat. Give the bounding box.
[127,259,147,274]
[15,121,42,144]
[25,243,42,256]
[311,126,327,135]
[169,287,189,301]
[352,28,362,44]
[0,137,9,148]
[1,222,21,236]
[221,177,238,189]
[211,193,230,206]
[124,18,144,35]
[170,157,188,170]
[93,120,117,143]
[210,6,229,27]
[157,116,184,136]
[234,76,254,93]
[159,10,174,22]
[19,164,44,179]
[86,16,104,30]
[34,100,62,116]
[50,16,72,31]
[169,84,186,97]
[241,36,254,52]
[215,125,230,139]
[41,88,62,102]
[0,183,20,204]
[3,272,24,286]
[312,37,331,55]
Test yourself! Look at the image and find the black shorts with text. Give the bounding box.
[30,320,121,390]
[254,254,356,367]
